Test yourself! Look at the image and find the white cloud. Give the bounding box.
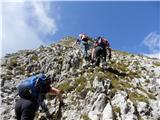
[1,1,58,57]
[30,1,57,36]
[143,32,160,53]
[143,32,160,59]
[144,53,160,59]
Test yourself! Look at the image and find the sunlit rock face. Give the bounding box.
[1,37,160,120]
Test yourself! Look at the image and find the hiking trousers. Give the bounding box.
[15,98,39,120]
[94,46,107,66]
[80,41,89,59]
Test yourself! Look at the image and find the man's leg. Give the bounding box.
[15,98,23,120]
[95,47,102,66]
[20,98,39,120]
[102,49,107,63]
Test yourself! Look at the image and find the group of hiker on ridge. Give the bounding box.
[15,33,112,120]
[72,33,112,67]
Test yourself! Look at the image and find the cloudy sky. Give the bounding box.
[1,1,160,58]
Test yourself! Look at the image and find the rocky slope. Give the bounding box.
[1,36,160,120]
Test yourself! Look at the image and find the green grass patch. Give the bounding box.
[121,81,134,89]
[87,73,95,86]
[30,54,38,61]
[3,75,12,80]
[58,82,75,93]
[59,36,76,47]
[113,50,130,56]
[81,113,90,120]
[133,61,140,66]
[127,90,148,103]
[128,70,141,78]
[6,57,18,70]
[95,71,108,81]
[6,70,13,76]
[109,60,129,73]
[153,61,160,66]
[138,87,156,100]
[112,106,121,113]
[109,75,134,98]
[75,76,87,93]
[16,66,26,75]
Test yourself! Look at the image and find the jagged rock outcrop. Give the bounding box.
[1,37,160,120]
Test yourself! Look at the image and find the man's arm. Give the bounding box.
[72,41,77,48]
[91,47,95,60]
[48,87,63,102]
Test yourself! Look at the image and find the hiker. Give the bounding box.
[15,73,64,120]
[72,33,90,66]
[91,36,111,66]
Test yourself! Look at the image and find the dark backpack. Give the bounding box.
[18,74,49,99]
[95,37,110,48]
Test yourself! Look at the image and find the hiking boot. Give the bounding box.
[100,61,107,67]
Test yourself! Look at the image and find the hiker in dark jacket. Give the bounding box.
[15,73,64,120]
[91,36,111,66]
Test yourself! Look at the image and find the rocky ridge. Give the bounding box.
[0,36,160,120]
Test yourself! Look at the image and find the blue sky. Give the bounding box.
[1,1,160,58]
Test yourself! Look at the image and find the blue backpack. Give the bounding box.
[18,74,48,99]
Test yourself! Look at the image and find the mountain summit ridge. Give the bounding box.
[1,37,160,120]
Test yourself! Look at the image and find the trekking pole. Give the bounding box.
[41,101,52,120]
[55,101,65,120]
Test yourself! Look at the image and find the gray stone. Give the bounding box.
[102,102,113,120]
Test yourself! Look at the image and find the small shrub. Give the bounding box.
[128,70,141,78]
[6,70,13,76]
[75,76,87,93]
[31,54,38,61]
[81,113,90,120]
[58,82,75,93]
[6,57,18,70]
[9,57,18,67]
[113,106,121,113]
[46,94,55,100]
[3,75,12,80]
[87,73,95,87]
[127,91,148,103]
[153,61,160,66]
[16,66,25,75]
[138,87,156,100]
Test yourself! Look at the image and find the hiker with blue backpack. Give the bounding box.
[91,36,112,66]
[15,73,64,120]
[72,33,91,66]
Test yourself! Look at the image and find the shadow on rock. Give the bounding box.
[52,104,62,120]
[104,67,127,77]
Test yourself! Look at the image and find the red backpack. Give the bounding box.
[95,37,110,48]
